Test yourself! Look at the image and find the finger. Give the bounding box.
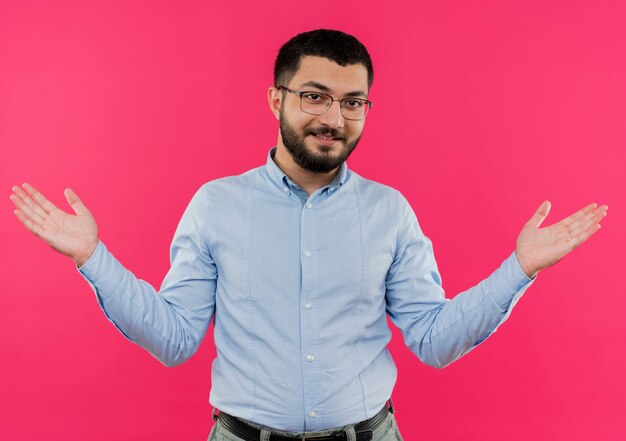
[569,209,605,247]
[570,223,602,251]
[12,185,48,219]
[569,206,608,237]
[64,188,91,216]
[14,209,46,238]
[566,204,607,233]
[526,201,551,228]
[21,182,58,215]
[561,203,597,227]
[9,194,45,227]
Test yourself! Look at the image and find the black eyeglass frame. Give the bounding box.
[277,86,373,121]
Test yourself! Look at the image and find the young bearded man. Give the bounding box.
[10,29,607,441]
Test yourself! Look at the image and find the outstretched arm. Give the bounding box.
[10,183,217,367]
[386,199,608,369]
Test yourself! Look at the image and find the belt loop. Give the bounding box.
[260,428,271,441]
[212,407,220,422]
[344,425,357,441]
[387,398,395,415]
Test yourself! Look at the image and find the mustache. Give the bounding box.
[306,127,345,139]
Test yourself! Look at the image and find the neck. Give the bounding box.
[273,144,340,196]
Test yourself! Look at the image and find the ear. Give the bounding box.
[267,86,282,120]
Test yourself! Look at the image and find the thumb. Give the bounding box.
[64,188,91,216]
[527,200,551,228]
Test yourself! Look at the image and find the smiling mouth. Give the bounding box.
[311,133,344,143]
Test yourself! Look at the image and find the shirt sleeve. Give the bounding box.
[77,186,217,367]
[385,200,534,369]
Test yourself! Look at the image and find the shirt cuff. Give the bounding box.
[490,250,535,310]
[76,240,124,300]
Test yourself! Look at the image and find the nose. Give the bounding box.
[318,100,345,128]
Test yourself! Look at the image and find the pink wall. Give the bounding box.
[1,1,624,440]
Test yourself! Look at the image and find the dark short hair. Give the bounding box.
[274,29,374,90]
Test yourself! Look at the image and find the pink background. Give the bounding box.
[1,1,624,440]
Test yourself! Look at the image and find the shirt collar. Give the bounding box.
[265,147,348,193]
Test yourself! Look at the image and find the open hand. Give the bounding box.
[10,183,99,267]
[515,201,608,279]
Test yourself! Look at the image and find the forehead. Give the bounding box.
[288,55,369,94]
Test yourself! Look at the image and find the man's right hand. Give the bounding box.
[10,183,99,267]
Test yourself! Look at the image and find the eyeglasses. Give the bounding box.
[278,86,373,121]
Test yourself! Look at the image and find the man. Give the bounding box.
[10,29,607,441]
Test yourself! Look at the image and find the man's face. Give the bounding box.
[277,56,369,174]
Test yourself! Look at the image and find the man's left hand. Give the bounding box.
[515,201,608,279]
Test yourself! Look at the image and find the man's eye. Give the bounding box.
[304,93,322,101]
[345,99,364,109]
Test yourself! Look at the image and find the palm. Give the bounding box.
[37,206,97,256]
[515,201,607,278]
[11,183,99,264]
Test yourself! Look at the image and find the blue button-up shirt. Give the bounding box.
[78,147,533,432]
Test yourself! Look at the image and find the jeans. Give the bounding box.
[207,411,404,441]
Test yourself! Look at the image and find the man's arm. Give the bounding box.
[385,199,607,369]
[10,183,217,367]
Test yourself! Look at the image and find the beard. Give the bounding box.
[279,107,361,174]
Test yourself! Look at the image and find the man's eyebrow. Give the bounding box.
[299,81,367,98]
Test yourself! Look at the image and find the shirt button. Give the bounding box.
[304,250,312,258]
[304,302,313,309]
[309,410,316,417]
[305,202,313,209]
[306,355,315,362]
[283,187,289,193]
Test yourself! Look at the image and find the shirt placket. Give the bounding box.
[300,194,322,430]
